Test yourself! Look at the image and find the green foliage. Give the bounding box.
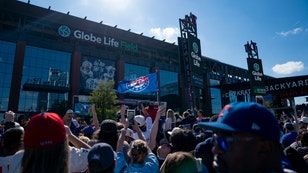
[49,99,69,117]
[88,80,118,122]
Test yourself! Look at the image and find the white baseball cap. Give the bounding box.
[134,115,145,127]
[66,109,74,114]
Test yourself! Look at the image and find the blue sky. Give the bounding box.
[19,0,308,104]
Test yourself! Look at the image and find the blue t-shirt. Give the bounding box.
[120,153,159,173]
[280,132,297,148]
[114,152,127,173]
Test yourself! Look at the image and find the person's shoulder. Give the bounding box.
[69,146,90,154]
[0,154,14,163]
[283,168,298,173]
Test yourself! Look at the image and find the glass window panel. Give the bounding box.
[124,64,149,80]
[0,40,15,111]
[160,70,178,96]
[210,79,222,114]
[18,46,71,112]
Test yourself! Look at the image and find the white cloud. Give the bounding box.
[149,27,179,43]
[272,61,304,74]
[277,27,303,36]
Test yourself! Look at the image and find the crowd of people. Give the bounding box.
[1,101,308,173]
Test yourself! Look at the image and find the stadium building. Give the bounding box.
[1,0,295,118]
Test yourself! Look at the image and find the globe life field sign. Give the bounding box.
[58,25,138,52]
[247,58,266,95]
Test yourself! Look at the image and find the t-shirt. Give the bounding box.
[144,107,158,123]
[1,147,89,173]
[123,153,159,173]
[132,116,152,142]
[69,146,89,173]
[115,152,128,173]
[164,117,176,131]
[0,150,23,173]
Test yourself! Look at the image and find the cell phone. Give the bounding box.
[159,102,167,109]
[127,109,135,125]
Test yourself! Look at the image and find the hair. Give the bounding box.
[98,120,119,151]
[128,139,149,164]
[2,127,24,156]
[169,129,196,152]
[98,131,118,151]
[300,131,308,146]
[17,114,29,127]
[160,151,199,173]
[198,109,204,116]
[78,135,90,144]
[182,111,190,118]
[21,139,69,173]
[166,109,175,122]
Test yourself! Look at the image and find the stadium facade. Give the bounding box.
[0,0,273,117]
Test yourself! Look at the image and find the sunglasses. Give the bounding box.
[213,134,255,152]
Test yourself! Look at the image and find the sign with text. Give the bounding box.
[247,58,266,95]
[188,34,203,74]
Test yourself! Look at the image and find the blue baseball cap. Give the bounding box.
[87,143,116,172]
[198,102,280,143]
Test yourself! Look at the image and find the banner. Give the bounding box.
[247,58,266,95]
[117,72,158,93]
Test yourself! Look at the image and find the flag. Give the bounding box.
[117,72,158,93]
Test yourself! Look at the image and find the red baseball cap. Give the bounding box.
[24,112,67,149]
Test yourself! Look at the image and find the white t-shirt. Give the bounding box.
[0,147,89,173]
[69,146,89,173]
[133,116,152,141]
[0,150,23,173]
[164,117,175,131]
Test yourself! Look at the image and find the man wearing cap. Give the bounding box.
[280,122,298,149]
[198,102,296,173]
[87,143,116,173]
[132,115,152,142]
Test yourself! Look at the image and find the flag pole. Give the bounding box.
[156,68,160,102]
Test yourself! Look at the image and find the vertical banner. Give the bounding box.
[247,58,266,95]
[188,34,203,74]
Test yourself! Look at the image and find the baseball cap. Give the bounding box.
[125,128,134,139]
[66,109,74,114]
[198,102,281,143]
[87,143,116,172]
[24,112,66,149]
[134,115,145,127]
[284,122,295,130]
[167,127,182,135]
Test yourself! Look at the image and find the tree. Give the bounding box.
[49,99,69,117]
[88,80,118,122]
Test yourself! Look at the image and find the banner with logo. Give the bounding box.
[117,72,158,93]
[247,58,266,95]
[188,34,203,74]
